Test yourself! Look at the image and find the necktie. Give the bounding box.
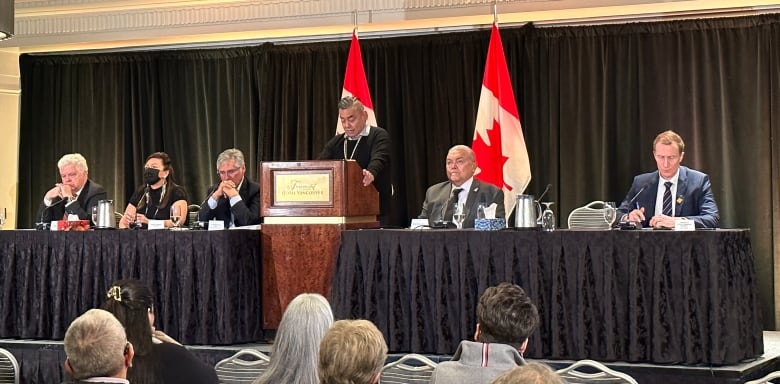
[443,188,463,222]
[662,181,673,216]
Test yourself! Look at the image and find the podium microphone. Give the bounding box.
[36,198,67,230]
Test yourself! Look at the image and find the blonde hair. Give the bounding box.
[653,130,685,154]
[318,319,387,384]
[490,363,564,384]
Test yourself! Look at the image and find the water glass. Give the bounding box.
[452,203,466,229]
[91,206,98,226]
[541,202,555,231]
[603,201,617,228]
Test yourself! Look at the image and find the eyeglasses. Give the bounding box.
[218,168,242,177]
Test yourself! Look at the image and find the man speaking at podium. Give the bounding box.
[318,96,392,225]
[617,130,719,229]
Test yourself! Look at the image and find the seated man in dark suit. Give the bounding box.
[63,308,134,383]
[36,153,107,223]
[419,145,505,228]
[430,283,539,384]
[198,148,261,227]
[617,130,719,228]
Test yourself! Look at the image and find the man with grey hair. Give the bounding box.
[318,96,393,226]
[36,153,107,225]
[419,145,505,228]
[198,148,261,227]
[63,308,134,383]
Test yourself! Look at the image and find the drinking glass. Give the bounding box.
[170,206,182,230]
[91,206,98,227]
[0,207,6,229]
[476,203,486,219]
[603,201,617,228]
[452,203,466,229]
[541,202,555,231]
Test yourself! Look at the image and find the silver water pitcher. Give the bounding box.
[96,199,116,228]
[515,194,541,228]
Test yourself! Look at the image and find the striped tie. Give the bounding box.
[662,181,673,216]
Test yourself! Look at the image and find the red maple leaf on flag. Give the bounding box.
[472,119,509,188]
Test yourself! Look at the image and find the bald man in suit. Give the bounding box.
[419,145,505,228]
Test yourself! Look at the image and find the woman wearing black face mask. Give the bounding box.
[119,152,189,229]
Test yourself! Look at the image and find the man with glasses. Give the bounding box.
[617,130,719,229]
[419,145,505,228]
[198,148,261,227]
[63,308,134,383]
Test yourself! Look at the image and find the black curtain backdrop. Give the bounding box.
[18,14,780,329]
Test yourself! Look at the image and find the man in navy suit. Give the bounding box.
[617,130,719,229]
[419,145,505,228]
[198,148,261,227]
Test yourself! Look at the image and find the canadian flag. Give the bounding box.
[336,30,377,134]
[472,23,532,216]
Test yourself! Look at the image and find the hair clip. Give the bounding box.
[107,286,122,302]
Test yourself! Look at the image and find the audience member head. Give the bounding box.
[319,319,387,384]
[100,279,155,357]
[254,293,334,384]
[57,153,89,192]
[490,362,564,384]
[64,308,133,380]
[446,145,477,187]
[652,130,685,179]
[338,96,368,139]
[216,148,247,186]
[475,282,539,353]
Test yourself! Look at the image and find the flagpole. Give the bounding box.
[352,9,358,35]
[493,0,498,24]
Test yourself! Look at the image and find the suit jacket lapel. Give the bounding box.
[675,167,689,216]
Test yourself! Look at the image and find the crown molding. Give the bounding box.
[3,0,778,52]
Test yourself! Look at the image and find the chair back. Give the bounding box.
[379,353,437,384]
[746,370,780,384]
[555,359,638,384]
[0,348,20,384]
[568,201,610,230]
[214,349,270,384]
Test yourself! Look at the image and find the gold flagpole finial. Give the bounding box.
[352,9,358,35]
[493,0,498,24]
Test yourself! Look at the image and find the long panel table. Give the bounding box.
[331,229,763,365]
[0,230,262,345]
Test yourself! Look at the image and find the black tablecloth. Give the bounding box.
[0,230,262,345]
[332,229,763,365]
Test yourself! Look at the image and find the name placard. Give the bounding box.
[273,171,331,204]
[148,220,166,230]
[208,220,225,231]
[674,217,696,231]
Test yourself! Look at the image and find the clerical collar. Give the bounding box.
[346,125,371,140]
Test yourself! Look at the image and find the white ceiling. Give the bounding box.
[3,0,779,52]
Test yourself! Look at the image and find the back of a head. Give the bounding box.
[100,279,159,384]
[490,363,564,384]
[255,293,334,384]
[318,319,387,384]
[476,282,539,348]
[64,309,127,380]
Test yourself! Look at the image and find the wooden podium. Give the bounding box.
[260,160,379,328]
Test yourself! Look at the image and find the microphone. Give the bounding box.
[36,198,67,230]
[627,183,649,207]
[618,183,649,230]
[537,183,553,201]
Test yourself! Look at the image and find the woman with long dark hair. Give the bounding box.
[119,152,188,228]
[101,279,218,384]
